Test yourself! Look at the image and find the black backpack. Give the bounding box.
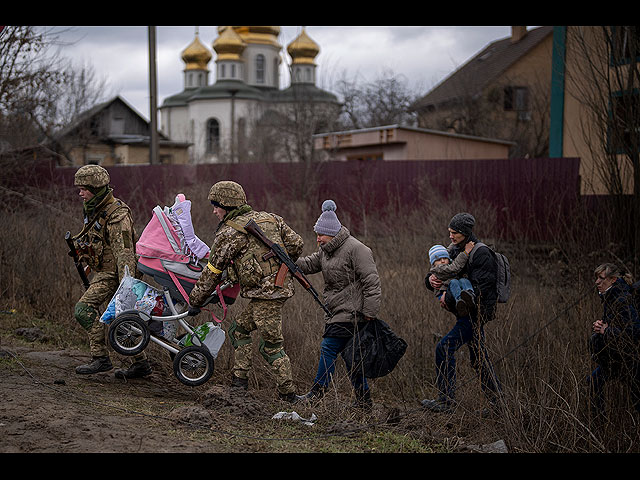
[470,242,511,303]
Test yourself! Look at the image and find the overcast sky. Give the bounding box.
[42,26,518,121]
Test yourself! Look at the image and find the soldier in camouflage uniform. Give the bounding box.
[188,181,304,403]
[71,165,152,378]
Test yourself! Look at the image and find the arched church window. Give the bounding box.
[206,118,220,153]
[256,54,265,83]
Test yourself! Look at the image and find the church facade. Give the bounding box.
[159,26,340,164]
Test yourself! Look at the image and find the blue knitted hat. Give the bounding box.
[429,245,450,265]
[314,199,342,236]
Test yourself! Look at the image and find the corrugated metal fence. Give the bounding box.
[43,157,580,241]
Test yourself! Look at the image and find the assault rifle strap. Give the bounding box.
[72,199,124,241]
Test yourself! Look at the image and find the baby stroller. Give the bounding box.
[101,194,239,387]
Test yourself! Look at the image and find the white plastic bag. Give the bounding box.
[272,411,317,426]
[178,322,226,358]
[100,266,166,324]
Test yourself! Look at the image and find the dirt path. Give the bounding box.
[1,346,209,452]
[0,343,432,453]
[0,344,336,453]
[0,337,507,454]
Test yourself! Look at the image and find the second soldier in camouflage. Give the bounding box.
[189,181,304,403]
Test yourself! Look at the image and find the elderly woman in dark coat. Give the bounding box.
[295,200,382,408]
[588,263,640,419]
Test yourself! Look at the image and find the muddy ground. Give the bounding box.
[0,330,507,454]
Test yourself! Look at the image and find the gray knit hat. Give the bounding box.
[314,200,342,236]
[449,212,475,237]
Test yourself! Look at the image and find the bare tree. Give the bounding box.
[0,26,65,151]
[334,68,419,129]
[246,84,341,163]
[566,26,640,260]
[567,27,640,195]
[0,26,112,156]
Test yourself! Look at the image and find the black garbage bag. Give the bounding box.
[342,318,407,379]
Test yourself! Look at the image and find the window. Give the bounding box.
[111,116,124,135]
[206,118,220,153]
[611,26,640,65]
[504,86,529,111]
[608,89,640,155]
[86,154,105,165]
[256,54,265,83]
[347,153,383,162]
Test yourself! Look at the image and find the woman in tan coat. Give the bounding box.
[295,200,381,408]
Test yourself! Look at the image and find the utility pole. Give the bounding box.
[148,26,158,164]
[229,89,238,163]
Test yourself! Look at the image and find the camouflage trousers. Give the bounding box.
[229,298,295,395]
[74,271,146,363]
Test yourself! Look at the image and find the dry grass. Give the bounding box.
[1,178,639,453]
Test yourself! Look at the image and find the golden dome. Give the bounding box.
[181,34,212,71]
[287,28,319,65]
[213,26,246,61]
[218,26,281,48]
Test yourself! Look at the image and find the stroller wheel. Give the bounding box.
[108,313,150,356]
[173,346,214,387]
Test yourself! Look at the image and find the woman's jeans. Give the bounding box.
[435,314,501,403]
[448,278,473,301]
[313,336,369,392]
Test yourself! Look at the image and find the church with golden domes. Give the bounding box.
[160,26,340,163]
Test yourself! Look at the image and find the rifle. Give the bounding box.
[244,219,332,317]
[65,231,90,289]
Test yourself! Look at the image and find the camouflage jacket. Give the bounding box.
[74,192,137,283]
[189,210,304,306]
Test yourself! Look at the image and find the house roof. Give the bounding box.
[160,79,339,108]
[411,26,553,111]
[52,95,184,146]
[313,124,516,147]
[55,96,151,140]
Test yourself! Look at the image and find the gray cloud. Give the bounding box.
[42,25,516,120]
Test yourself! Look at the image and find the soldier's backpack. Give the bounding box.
[470,242,511,303]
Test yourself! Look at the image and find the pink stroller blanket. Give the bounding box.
[137,194,209,264]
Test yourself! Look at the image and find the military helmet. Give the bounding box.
[208,181,246,208]
[74,165,110,188]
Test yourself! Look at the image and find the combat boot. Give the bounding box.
[299,383,327,402]
[114,360,152,379]
[278,391,303,404]
[76,356,113,375]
